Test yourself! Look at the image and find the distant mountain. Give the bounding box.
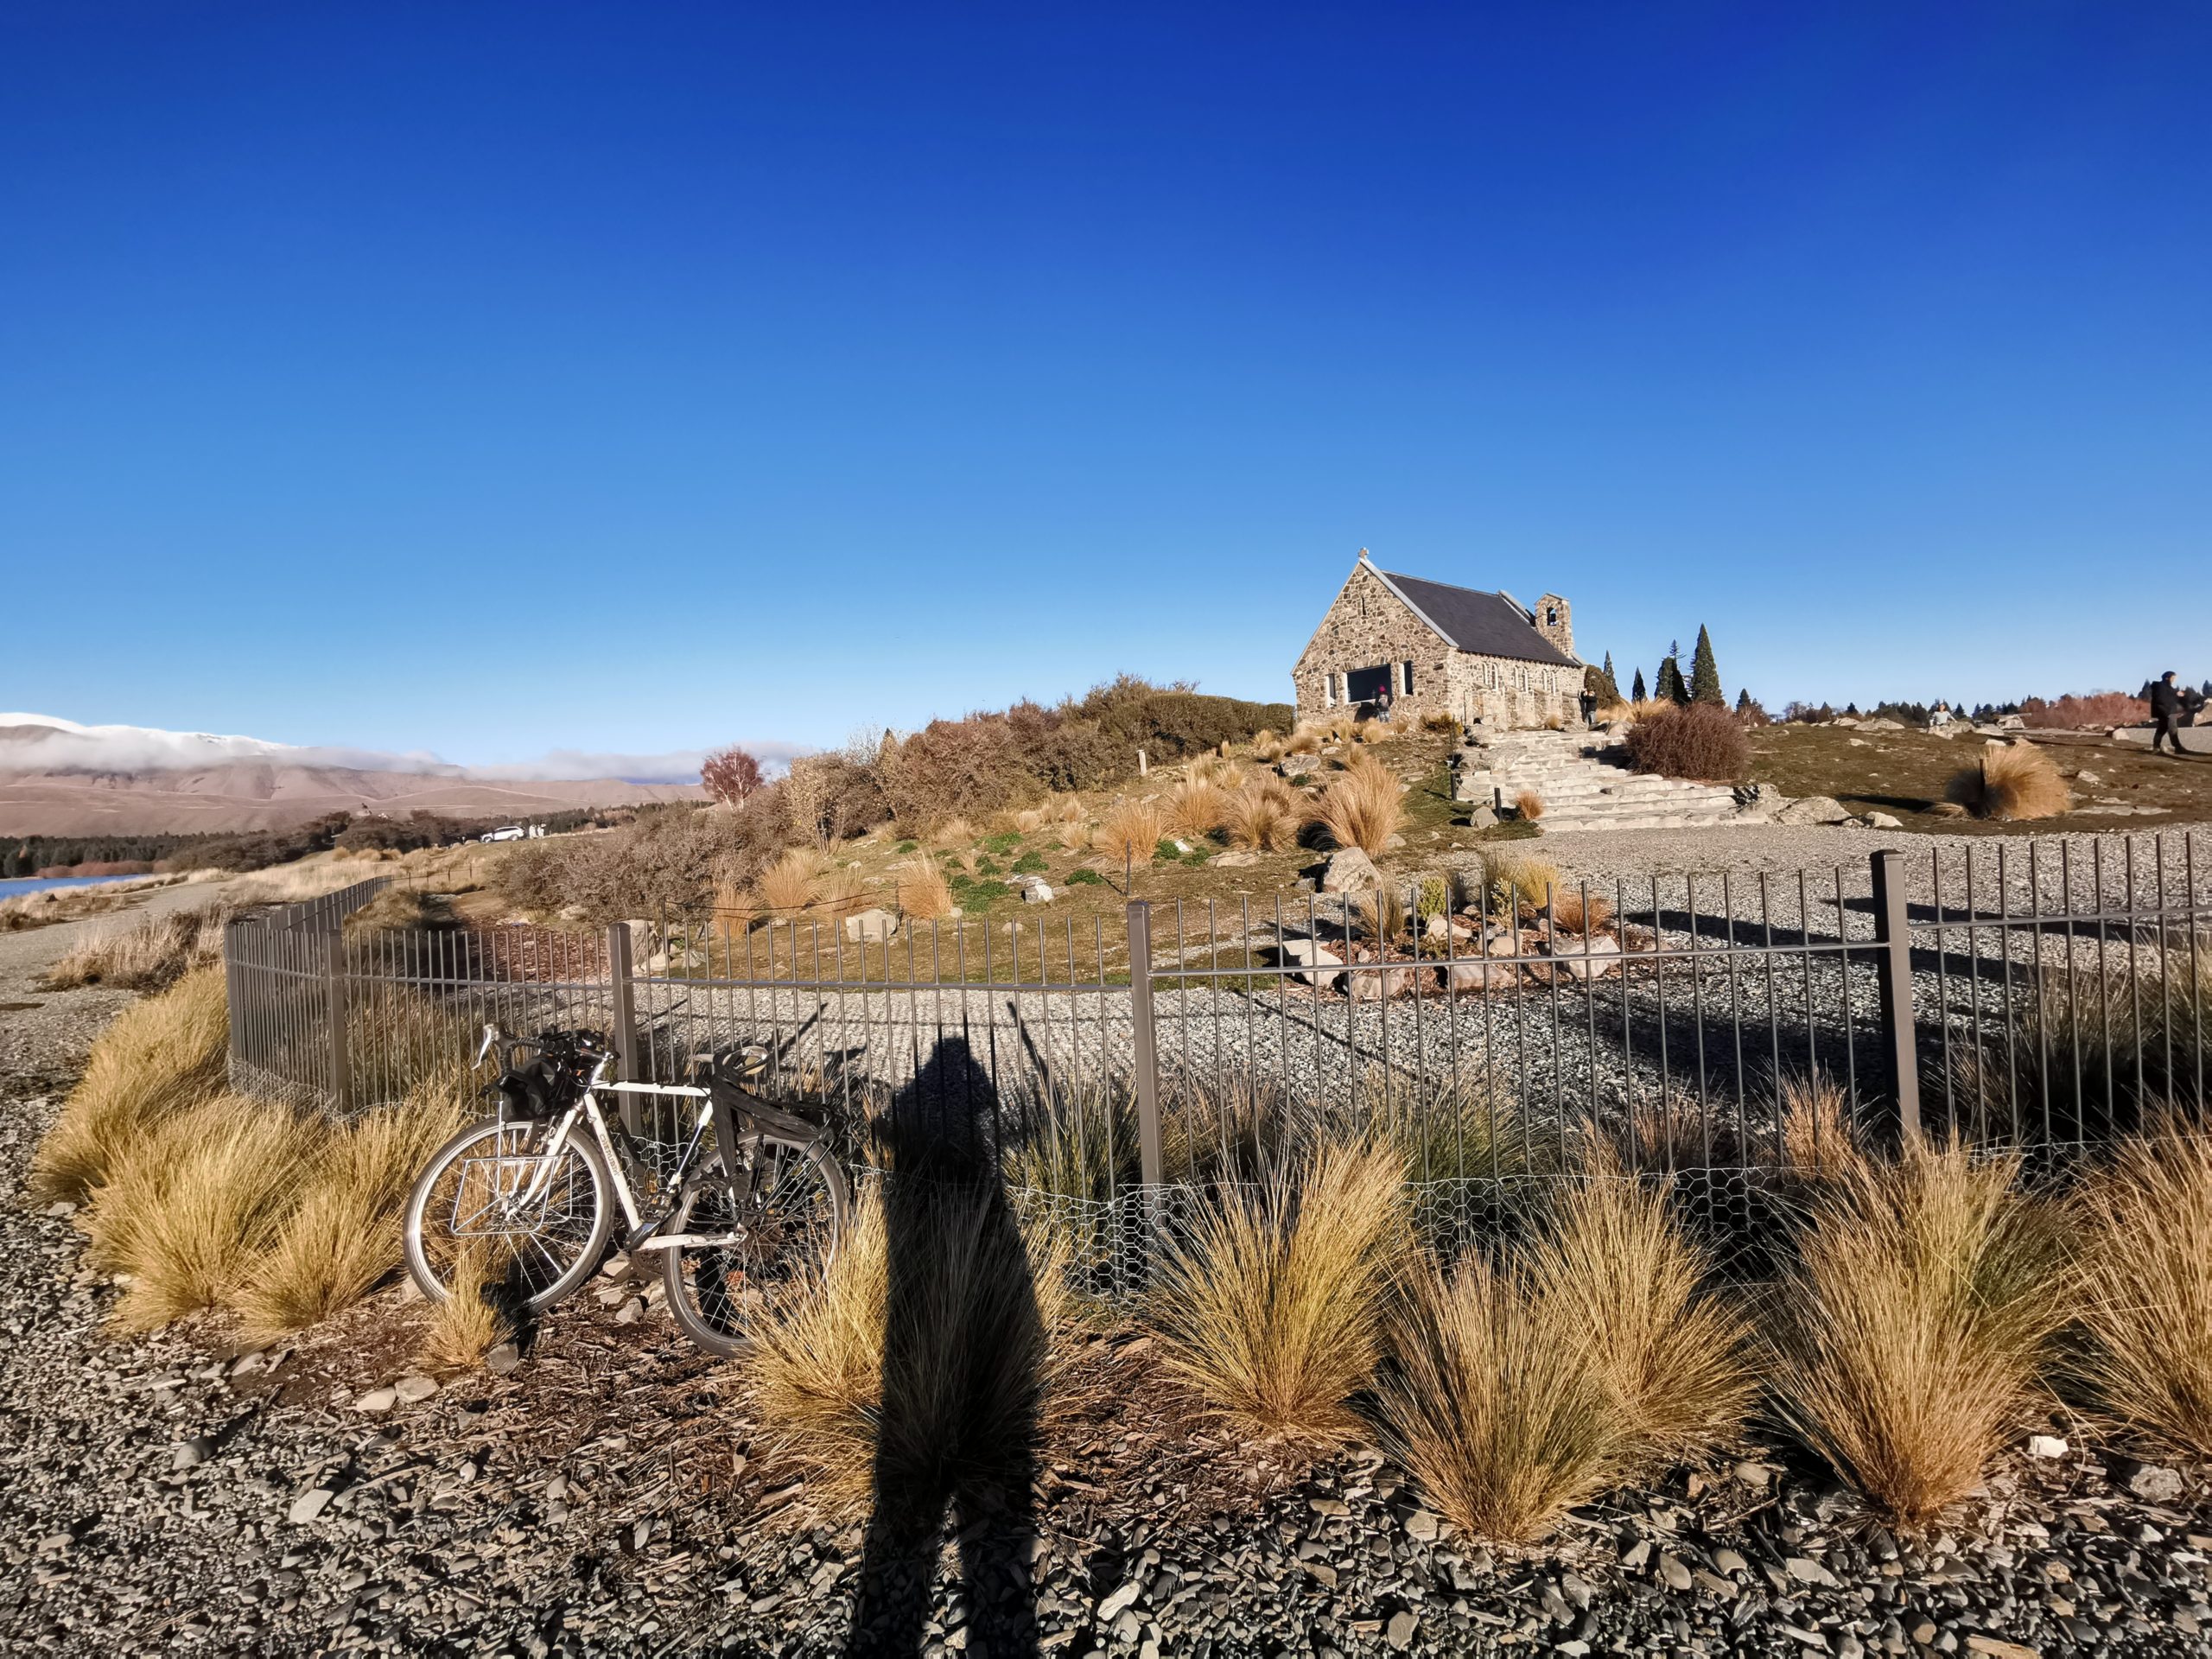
[0,714,707,835]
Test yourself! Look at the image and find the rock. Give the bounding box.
[1774,795,1853,826]
[1279,753,1317,778]
[1784,1557,1838,1588]
[1096,1579,1141,1622]
[843,907,899,943]
[1733,1460,1773,1490]
[43,1199,76,1219]
[1403,1510,1440,1541]
[2025,1433,2069,1459]
[1384,1610,1419,1649]
[1866,811,1903,829]
[1464,804,1498,830]
[1319,848,1381,893]
[2075,770,2101,785]
[1963,1639,2037,1659]
[172,1435,213,1471]
[1346,963,1414,1001]
[289,1485,335,1525]
[1713,1548,1748,1576]
[615,1296,645,1325]
[353,1387,397,1414]
[1658,1554,1692,1592]
[393,1374,439,1403]
[1214,850,1258,868]
[484,1343,521,1376]
[2117,1460,2184,1503]
[1444,959,1519,994]
[1020,881,1053,904]
[1273,938,1344,989]
[1542,939,1622,981]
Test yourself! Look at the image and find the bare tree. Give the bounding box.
[701,745,764,805]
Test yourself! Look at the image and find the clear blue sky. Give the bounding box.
[4,3,2208,771]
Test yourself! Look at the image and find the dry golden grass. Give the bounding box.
[1307,754,1404,857]
[1379,1254,1618,1543]
[1547,887,1611,935]
[813,867,872,922]
[1250,728,1286,762]
[929,817,977,849]
[1514,788,1546,823]
[893,855,955,919]
[1528,1161,1751,1470]
[1621,698,1680,722]
[1224,779,1301,853]
[1764,1141,2071,1527]
[1148,1138,1409,1442]
[1474,849,1564,918]
[1779,1071,1869,1180]
[419,1241,515,1373]
[33,966,230,1204]
[233,1084,467,1342]
[1166,780,1230,838]
[2075,1131,2212,1459]
[1284,725,1324,756]
[1093,797,1169,865]
[84,1093,316,1332]
[1947,741,2071,823]
[1187,753,1243,790]
[746,1180,1075,1522]
[0,874,188,934]
[45,902,232,991]
[1420,709,1459,734]
[756,848,828,913]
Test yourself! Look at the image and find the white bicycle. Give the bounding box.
[402,1025,849,1356]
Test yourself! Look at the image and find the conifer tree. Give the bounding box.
[1631,667,1647,702]
[1735,688,1752,715]
[1656,655,1685,704]
[1688,625,1724,705]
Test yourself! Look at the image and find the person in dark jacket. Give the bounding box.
[2149,671,2193,755]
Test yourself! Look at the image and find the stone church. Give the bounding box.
[1292,551,1584,729]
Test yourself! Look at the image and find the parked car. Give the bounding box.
[480,825,527,843]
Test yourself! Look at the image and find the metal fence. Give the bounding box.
[225,832,2210,1281]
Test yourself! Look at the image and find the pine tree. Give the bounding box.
[1589,655,1622,704]
[1688,625,1724,706]
[1656,655,1685,704]
[1735,689,1752,715]
[1631,667,1647,702]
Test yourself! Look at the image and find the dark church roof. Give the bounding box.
[1375,569,1579,668]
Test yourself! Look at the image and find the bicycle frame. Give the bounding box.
[499,1053,717,1238]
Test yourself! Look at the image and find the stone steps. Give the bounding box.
[1459,729,1749,834]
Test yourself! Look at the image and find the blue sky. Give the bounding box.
[3,3,2208,772]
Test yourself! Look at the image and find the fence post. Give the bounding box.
[322,925,350,1116]
[1127,899,1165,1188]
[607,921,640,1132]
[1870,849,1922,1142]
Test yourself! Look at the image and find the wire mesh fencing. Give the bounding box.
[222,831,2210,1291]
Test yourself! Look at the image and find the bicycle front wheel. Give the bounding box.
[663,1134,850,1357]
[404,1117,613,1313]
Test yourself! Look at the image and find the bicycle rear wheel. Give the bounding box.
[404,1117,613,1313]
[662,1133,850,1357]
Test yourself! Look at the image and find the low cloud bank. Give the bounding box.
[0,714,804,786]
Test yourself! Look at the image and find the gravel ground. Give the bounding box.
[10,850,2212,1656]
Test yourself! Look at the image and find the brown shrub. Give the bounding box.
[1946,742,2069,822]
[1623,703,1750,782]
[1421,709,1459,734]
[1166,780,1230,838]
[2018,692,2150,731]
[1284,725,1324,756]
[2075,1130,2212,1459]
[756,848,827,913]
[1250,728,1286,762]
[1514,788,1546,823]
[1547,887,1611,935]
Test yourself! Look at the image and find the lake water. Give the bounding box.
[0,873,151,900]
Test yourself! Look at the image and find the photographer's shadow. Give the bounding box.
[846,1037,1043,1659]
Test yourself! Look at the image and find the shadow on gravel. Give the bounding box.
[846,1037,1041,1659]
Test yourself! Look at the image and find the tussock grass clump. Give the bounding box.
[1149,1138,1409,1441]
[1528,1163,1751,1469]
[1421,709,1459,734]
[928,817,977,849]
[1472,849,1564,918]
[1093,798,1168,866]
[2075,1131,2212,1459]
[33,966,230,1204]
[45,902,232,991]
[1547,886,1611,935]
[1224,779,1301,853]
[1779,1071,1869,1179]
[755,848,829,914]
[1250,728,1286,762]
[1513,789,1546,823]
[1307,754,1404,857]
[747,1180,1074,1521]
[1946,741,2070,823]
[84,1093,316,1332]
[419,1242,516,1373]
[1284,725,1324,756]
[1186,753,1243,791]
[1166,780,1230,838]
[1764,1141,2071,1527]
[234,1084,467,1342]
[893,855,955,919]
[1380,1255,1618,1543]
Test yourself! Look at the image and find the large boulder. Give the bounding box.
[1346,963,1414,1001]
[1319,847,1381,893]
[1444,959,1520,994]
[1271,938,1344,990]
[844,906,899,942]
[1773,795,1853,826]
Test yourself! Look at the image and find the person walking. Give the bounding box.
[2150,671,2193,756]
[1578,686,1599,728]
